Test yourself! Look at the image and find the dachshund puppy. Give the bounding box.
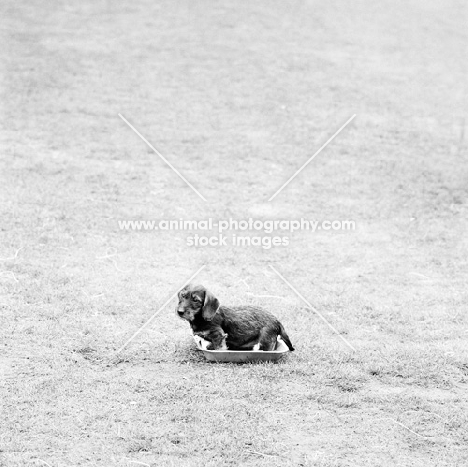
[176,284,294,351]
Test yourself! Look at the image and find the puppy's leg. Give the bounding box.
[206,327,228,350]
[257,326,279,351]
[218,333,228,350]
[193,332,212,350]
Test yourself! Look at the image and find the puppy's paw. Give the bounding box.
[219,340,228,351]
[193,335,203,348]
[218,333,228,350]
[252,343,262,351]
[209,337,228,351]
[199,338,211,350]
[194,335,211,350]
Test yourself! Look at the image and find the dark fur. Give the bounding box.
[176,284,295,351]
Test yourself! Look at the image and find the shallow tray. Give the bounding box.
[193,336,290,363]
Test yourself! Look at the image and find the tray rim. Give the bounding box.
[193,335,290,354]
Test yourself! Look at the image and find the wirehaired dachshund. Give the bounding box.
[176,284,295,352]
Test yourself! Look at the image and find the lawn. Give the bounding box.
[1,0,467,466]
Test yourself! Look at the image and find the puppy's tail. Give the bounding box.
[279,324,295,351]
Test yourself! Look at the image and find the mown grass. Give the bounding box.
[1,0,468,466]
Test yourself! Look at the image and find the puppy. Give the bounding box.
[176,284,294,352]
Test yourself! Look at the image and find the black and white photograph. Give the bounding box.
[1,1,467,466]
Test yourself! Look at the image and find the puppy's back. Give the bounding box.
[218,306,294,351]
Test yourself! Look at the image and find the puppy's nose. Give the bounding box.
[177,309,184,316]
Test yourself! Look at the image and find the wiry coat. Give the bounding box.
[176,284,295,351]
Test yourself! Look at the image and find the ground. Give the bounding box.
[1,0,467,466]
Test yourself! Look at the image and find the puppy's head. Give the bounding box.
[176,284,220,322]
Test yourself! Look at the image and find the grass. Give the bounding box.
[1,0,468,466]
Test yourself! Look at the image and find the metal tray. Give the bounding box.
[193,335,290,363]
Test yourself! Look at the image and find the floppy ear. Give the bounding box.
[202,289,220,321]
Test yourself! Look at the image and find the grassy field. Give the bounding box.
[1,0,467,466]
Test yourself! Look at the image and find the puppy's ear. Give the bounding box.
[202,290,220,321]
